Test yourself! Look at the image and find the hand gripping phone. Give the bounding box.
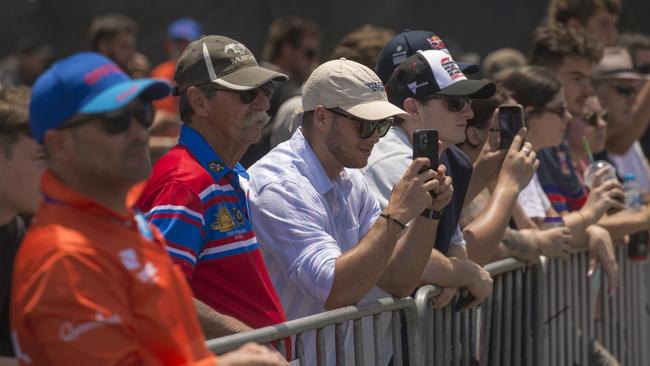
[498,105,525,150]
[413,129,439,171]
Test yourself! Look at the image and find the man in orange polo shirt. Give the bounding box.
[10,51,287,366]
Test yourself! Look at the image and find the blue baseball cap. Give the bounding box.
[167,18,202,42]
[30,52,170,144]
[375,30,479,84]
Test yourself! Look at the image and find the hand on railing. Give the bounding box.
[431,287,458,309]
[218,343,289,366]
[586,225,619,297]
[537,226,573,258]
[463,264,494,309]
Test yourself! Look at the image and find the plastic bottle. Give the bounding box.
[623,173,648,260]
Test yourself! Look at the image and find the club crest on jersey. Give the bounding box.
[440,57,463,80]
[212,205,235,232]
[208,161,224,172]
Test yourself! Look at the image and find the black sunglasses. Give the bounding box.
[327,108,394,139]
[612,85,638,98]
[535,104,567,117]
[216,82,276,104]
[424,95,471,112]
[582,109,608,126]
[59,103,154,135]
[636,64,650,74]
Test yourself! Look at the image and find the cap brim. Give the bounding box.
[593,71,650,81]
[438,79,496,99]
[80,78,171,114]
[457,62,479,75]
[214,66,288,91]
[342,100,409,121]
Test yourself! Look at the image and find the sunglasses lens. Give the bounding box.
[102,104,154,134]
[377,119,393,137]
[358,122,375,139]
[238,83,275,104]
[446,97,468,112]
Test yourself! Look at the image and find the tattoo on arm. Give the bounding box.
[502,228,541,259]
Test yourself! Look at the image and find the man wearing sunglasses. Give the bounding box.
[136,35,291,346]
[247,58,452,365]
[592,48,650,185]
[10,52,224,365]
[365,49,496,309]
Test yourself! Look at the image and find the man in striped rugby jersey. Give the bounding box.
[137,35,290,343]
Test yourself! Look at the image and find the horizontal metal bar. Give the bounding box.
[206,297,416,354]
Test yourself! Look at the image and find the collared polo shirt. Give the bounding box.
[137,125,287,332]
[11,171,215,366]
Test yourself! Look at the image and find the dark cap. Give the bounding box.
[174,35,288,95]
[386,49,495,108]
[375,30,479,83]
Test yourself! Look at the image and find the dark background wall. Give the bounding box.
[2,0,649,65]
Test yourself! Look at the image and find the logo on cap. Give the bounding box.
[365,82,384,92]
[407,81,429,94]
[441,57,463,80]
[427,36,446,51]
[224,43,254,65]
[83,63,122,85]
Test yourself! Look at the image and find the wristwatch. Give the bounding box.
[421,208,443,220]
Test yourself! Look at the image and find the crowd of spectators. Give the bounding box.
[2,0,650,364]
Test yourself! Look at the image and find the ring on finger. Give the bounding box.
[521,147,532,156]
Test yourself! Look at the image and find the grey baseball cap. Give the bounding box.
[174,35,288,95]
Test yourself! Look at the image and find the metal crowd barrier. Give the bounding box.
[205,296,424,365]
[205,248,648,365]
[415,257,544,366]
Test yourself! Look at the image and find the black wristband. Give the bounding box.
[379,213,406,230]
[421,208,443,220]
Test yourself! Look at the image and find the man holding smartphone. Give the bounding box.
[364,49,497,308]
[248,58,452,365]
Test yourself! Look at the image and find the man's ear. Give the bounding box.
[402,98,420,120]
[186,86,209,118]
[43,129,72,162]
[313,105,328,132]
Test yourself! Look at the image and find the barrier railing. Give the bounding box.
[205,248,648,365]
[205,296,424,365]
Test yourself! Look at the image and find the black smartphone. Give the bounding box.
[454,288,475,312]
[413,129,439,171]
[498,105,525,150]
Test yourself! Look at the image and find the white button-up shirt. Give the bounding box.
[248,129,393,365]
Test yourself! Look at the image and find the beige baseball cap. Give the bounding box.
[300,58,408,121]
[593,47,648,81]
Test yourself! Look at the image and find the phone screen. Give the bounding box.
[499,105,524,150]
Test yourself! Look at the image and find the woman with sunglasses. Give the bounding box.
[565,96,609,180]
[503,66,625,294]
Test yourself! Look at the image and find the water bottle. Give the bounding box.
[623,173,648,260]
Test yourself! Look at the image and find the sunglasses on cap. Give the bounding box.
[423,95,472,113]
[59,103,154,135]
[582,109,608,126]
[215,82,276,104]
[327,108,394,139]
[611,85,638,98]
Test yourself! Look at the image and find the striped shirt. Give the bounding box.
[137,125,287,332]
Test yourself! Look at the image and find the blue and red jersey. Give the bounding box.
[137,125,287,332]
